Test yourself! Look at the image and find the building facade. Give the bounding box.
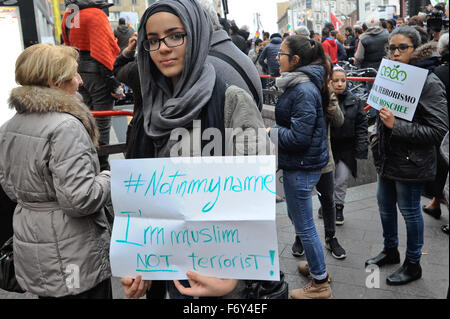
[108,0,153,29]
[288,0,357,33]
[357,0,401,23]
[277,1,290,34]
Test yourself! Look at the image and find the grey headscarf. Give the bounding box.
[137,0,216,153]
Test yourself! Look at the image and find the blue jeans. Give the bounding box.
[376,176,424,263]
[283,170,327,280]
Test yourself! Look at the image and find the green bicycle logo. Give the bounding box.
[381,65,407,82]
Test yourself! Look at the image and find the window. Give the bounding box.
[113,0,121,6]
[109,11,120,22]
[132,0,137,5]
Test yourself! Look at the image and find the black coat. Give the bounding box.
[371,72,449,183]
[344,34,356,58]
[0,182,16,245]
[331,91,368,178]
[434,63,449,98]
[337,41,348,61]
[113,52,142,158]
[231,34,249,55]
[114,25,135,51]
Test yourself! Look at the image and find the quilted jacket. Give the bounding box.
[272,65,329,171]
[0,86,112,297]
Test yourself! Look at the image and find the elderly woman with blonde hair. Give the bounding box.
[0,44,112,299]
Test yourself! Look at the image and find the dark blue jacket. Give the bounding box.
[273,65,329,171]
[258,37,282,76]
[337,41,347,61]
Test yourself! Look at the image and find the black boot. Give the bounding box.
[365,247,400,267]
[386,259,422,286]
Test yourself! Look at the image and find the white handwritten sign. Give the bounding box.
[368,59,428,122]
[430,0,447,5]
[109,156,280,281]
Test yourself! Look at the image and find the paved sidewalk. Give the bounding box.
[2,183,448,299]
[278,182,449,299]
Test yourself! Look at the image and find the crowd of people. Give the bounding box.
[0,0,448,300]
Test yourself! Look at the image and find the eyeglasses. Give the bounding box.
[388,44,414,53]
[277,52,292,59]
[143,33,187,52]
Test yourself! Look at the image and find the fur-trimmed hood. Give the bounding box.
[410,41,441,66]
[8,86,99,147]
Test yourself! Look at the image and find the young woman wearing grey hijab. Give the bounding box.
[120,0,272,299]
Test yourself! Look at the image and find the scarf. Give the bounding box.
[62,7,120,70]
[275,71,311,92]
[137,0,216,154]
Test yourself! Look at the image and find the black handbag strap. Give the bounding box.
[209,50,261,109]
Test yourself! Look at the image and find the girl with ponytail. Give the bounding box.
[267,36,332,299]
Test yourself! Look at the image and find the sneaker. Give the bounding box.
[335,204,344,225]
[318,207,323,219]
[290,279,332,299]
[292,236,305,257]
[297,261,331,282]
[325,237,347,259]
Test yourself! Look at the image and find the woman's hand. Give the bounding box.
[328,79,334,90]
[120,275,152,299]
[122,32,138,59]
[111,84,125,100]
[173,271,238,297]
[127,32,138,52]
[379,107,395,129]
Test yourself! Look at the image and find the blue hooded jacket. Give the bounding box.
[273,65,329,171]
[258,36,282,76]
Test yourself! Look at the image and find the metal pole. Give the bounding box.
[356,0,360,21]
[222,0,228,20]
[51,0,62,43]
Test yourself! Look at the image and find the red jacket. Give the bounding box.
[322,38,338,64]
[62,8,119,70]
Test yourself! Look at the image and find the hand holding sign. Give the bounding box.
[109,156,279,282]
[121,275,151,299]
[174,272,238,297]
[379,107,395,129]
[368,59,428,122]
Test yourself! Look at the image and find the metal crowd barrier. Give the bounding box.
[91,111,134,117]
[259,75,376,111]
